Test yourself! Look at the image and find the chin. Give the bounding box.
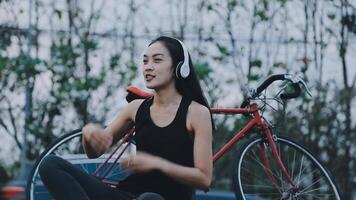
[145,82,166,91]
[145,82,157,90]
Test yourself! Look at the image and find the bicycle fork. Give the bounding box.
[259,125,299,196]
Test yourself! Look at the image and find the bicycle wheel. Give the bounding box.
[26,129,134,200]
[232,135,340,200]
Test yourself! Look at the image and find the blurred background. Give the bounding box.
[0,0,355,199]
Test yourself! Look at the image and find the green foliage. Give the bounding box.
[122,60,138,81]
[228,0,237,11]
[249,59,262,68]
[216,44,230,56]
[0,27,12,49]
[0,55,8,71]
[247,74,259,81]
[255,10,268,21]
[79,37,98,51]
[50,42,80,66]
[2,53,42,81]
[109,54,120,69]
[0,19,130,161]
[194,62,212,79]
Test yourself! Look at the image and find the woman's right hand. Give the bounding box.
[82,123,113,158]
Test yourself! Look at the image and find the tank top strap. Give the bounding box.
[175,96,192,127]
[135,97,153,131]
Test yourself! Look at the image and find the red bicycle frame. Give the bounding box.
[211,103,296,191]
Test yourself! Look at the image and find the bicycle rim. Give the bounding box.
[26,130,131,200]
[232,136,340,200]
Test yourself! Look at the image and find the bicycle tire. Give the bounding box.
[232,135,341,200]
[26,129,134,200]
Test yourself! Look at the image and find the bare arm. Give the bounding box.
[82,99,143,158]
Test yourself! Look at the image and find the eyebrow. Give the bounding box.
[143,53,164,58]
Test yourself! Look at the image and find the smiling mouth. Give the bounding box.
[145,74,155,81]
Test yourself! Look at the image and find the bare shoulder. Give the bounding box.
[188,101,211,117]
[187,101,212,132]
[125,99,145,122]
[128,99,145,108]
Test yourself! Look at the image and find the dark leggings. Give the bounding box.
[39,155,165,200]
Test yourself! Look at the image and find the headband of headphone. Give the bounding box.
[175,38,190,79]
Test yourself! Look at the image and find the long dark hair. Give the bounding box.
[149,36,214,128]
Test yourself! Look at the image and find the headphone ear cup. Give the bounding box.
[179,62,190,78]
[176,61,183,79]
[176,61,190,79]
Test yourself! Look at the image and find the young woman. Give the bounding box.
[39,36,213,200]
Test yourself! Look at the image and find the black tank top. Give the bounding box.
[118,96,194,200]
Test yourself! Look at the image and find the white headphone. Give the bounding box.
[175,39,190,79]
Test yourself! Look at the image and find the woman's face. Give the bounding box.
[142,41,175,90]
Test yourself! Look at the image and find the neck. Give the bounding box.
[153,83,182,107]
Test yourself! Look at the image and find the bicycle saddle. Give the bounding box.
[126,86,153,102]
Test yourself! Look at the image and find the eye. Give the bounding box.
[143,59,148,64]
[154,58,162,63]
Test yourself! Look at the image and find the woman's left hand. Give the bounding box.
[121,151,163,173]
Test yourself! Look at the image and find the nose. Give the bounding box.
[143,63,154,71]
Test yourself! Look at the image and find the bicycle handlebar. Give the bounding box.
[279,82,301,100]
[241,74,310,108]
[255,74,285,96]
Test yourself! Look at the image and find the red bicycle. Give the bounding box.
[26,74,341,200]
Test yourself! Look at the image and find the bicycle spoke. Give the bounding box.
[288,150,309,187]
[298,192,331,200]
[246,148,288,187]
[246,192,281,196]
[241,166,272,181]
[240,183,277,189]
[291,148,297,182]
[300,186,335,196]
[268,143,294,191]
[298,178,330,195]
[263,149,290,190]
[233,137,340,200]
[295,155,305,186]
[298,164,327,184]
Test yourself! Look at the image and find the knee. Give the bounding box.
[38,155,62,179]
[136,193,165,200]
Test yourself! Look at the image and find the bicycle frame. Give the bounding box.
[212,103,296,191]
[95,103,297,192]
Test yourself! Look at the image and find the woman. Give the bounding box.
[39,36,213,200]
